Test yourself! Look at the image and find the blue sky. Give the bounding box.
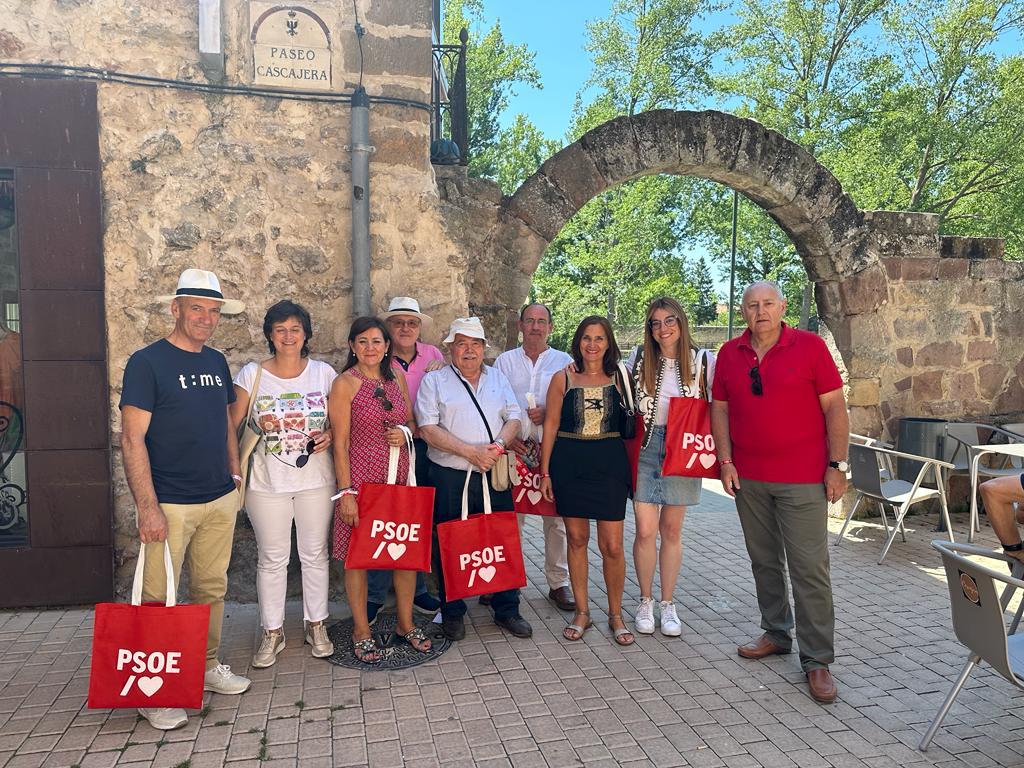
[478,1,613,142]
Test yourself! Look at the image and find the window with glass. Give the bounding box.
[0,170,27,547]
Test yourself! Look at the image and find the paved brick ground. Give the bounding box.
[2,481,1023,768]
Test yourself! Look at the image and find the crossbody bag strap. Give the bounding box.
[698,349,710,402]
[239,363,264,438]
[452,365,496,443]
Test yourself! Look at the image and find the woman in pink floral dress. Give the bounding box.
[328,316,431,663]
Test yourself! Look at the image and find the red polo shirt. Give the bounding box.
[711,323,843,483]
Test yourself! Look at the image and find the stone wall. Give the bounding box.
[3,3,1021,599]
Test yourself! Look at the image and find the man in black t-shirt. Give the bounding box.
[119,269,250,731]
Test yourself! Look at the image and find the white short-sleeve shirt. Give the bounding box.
[415,364,522,471]
[234,359,338,494]
[493,346,573,440]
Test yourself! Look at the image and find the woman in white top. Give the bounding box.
[628,297,715,638]
[230,300,337,668]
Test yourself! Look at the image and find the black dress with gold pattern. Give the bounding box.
[549,376,630,521]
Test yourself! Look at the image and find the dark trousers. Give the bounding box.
[367,438,432,603]
[429,463,520,622]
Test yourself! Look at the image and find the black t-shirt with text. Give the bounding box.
[119,339,237,504]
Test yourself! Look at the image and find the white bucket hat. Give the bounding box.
[158,268,245,315]
[443,316,488,344]
[381,296,433,326]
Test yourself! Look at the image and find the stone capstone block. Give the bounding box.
[863,210,940,236]
[505,172,576,243]
[732,118,820,208]
[941,235,1005,260]
[673,110,708,170]
[535,141,607,212]
[578,114,646,185]
[630,109,684,175]
[916,341,964,367]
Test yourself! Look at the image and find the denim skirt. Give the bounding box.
[634,425,702,506]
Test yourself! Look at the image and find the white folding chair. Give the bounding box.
[919,540,1024,750]
[835,443,955,564]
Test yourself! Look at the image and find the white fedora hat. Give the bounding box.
[443,316,488,344]
[158,268,245,315]
[381,296,433,326]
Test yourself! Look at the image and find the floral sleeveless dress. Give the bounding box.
[331,369,410,561]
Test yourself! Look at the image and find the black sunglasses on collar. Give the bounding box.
[749,365,763,396]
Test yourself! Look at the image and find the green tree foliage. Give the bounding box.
[442,0,556,191]
[689,256,720,324]
[532,0,724,343]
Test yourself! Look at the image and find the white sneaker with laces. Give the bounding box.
[203,663,251,695]
[659,601,682,637]
[305,621,334,658]
[635,597,656,634]
[138,707,188,730]
[252,630,285,668]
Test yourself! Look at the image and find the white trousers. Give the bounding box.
[245,486,334,630]
[517,513,569,590]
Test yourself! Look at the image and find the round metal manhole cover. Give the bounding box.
[325,611,452,670]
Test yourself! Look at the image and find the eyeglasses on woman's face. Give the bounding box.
[648,315,680,331]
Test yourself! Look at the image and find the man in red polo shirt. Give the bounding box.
[710,281,849,704]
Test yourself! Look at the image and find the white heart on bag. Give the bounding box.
[699,453,716,469]
[387,543,407,560]
[477,565,496,583]
[137,676,163,697]
[527,490,543,505]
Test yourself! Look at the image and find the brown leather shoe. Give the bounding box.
[737,633,792,659]
[806,668,838,703]
[548,586,576,612]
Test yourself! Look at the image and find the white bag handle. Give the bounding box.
[385,425,416,486]
[616,361,636,413]
[130,541,177,607]
[460,468,493,521]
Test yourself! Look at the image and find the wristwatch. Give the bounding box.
[494,437,506,449]
[828,459,849,472]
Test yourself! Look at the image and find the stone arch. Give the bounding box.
[493,110,874,338]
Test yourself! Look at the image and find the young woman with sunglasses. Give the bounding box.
[328,316,431,663]
[230,300,338,668]
[627,297,716,638]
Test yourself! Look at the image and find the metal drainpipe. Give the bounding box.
[350,86,373,317]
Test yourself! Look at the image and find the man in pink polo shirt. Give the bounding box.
[710,281,849,704]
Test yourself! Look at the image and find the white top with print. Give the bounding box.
[235,359,338,494]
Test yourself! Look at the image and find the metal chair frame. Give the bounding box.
[919,540,1024,751]
[835,442,955,564]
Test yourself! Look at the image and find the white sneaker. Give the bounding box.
[659,601,682,637]
[138,707,187,731]
[203,663,251,695]
[305,621,334,658]
[252,630,286,668]
[635,597,656,634]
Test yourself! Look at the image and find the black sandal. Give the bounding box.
[353,636,385,663]
[394,626,432,654]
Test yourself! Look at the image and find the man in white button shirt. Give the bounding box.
[416,317,532,641]
[494,303,575,612]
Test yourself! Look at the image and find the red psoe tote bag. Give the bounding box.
[438,470,527,601]
[512,455,556,517]
[662,351,720,479]
[88,543,210,709]
[346,426,434,572]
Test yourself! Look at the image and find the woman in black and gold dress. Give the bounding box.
[539,316,633,646]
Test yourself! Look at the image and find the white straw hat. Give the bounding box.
[443,316,488,344]
[158,268,245,315]
[381,296,433,326]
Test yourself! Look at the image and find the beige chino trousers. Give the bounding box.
[142,488,239,670]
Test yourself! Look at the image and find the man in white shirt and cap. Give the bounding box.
[416,317,532,641]
[494,303,575,612]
